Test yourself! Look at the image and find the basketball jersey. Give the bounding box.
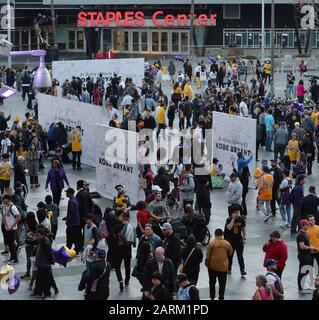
[259,174,273,200]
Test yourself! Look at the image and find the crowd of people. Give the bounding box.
[0,56,318,301]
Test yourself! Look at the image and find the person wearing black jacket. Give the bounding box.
[162,223,181,274]
[78,248,111,300]
[51,147,64,168]
[270,159,284,216]
[183,96,193,129]
[313,276,319,300]
[153,167,170,198]
[143,247,176,298]
[300,133,315,175]
[76,180,93,250]
[103,207,122,267]
[34,228,55,299]
[14,156,28,190]
[180,235,203,285]
[300,186,319,224]
[196,178,212,225]
[236,166,248,217]
[0,111,10,131]
[143,271,170,300]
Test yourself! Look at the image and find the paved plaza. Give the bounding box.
[0,80,317,300]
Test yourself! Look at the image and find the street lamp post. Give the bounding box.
[270,0,275,97]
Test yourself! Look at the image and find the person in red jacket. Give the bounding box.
[105,48,115,59]
[95,50,105,59]
[262,231,288,278]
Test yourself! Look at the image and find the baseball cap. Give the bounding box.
[96,248,106,258]
[265,259,277,267]
[151,271,162,281]
[261,159,268,164]
[152,185,162,192]
[161,222,172,230]
[300,219,309,228]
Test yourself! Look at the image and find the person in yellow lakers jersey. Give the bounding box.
[253,159,268,210]
[0,153,12,194]
[258,166,274,223]
[70,126,82,170]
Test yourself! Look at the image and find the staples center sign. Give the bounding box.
[77,11,217,27]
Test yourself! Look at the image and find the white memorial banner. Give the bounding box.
[213,112,256,185]
[95,124,139,204]
[52,58,145,87]
[38,93,106,167]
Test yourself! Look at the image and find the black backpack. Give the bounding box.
[92,203,102,227]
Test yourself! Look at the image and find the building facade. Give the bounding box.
[1,0,319,57]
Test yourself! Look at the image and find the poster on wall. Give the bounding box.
[212,112,256,186]
[37,93,106,167]
[95,123,139,205]
[52,58,145,88]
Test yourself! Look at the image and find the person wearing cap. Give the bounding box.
[205,229,233,300]
[224,204,247,276]
[113,184,131,213]
[64,187,81,255]
[13,156,28,191]
[263,231,288,278]
[45,160,69,207]
[143,247,176,299]
[274,122,288,161]
[162,222,182,274]
[258,166,274,222]
[270,159,283,216]
[225,172,243,216]
[306,215,319,270]
[265,259,284,300]
[148,192,170,226]
[78,248,111,300]
[296,219,317,294]
[143,271,170,300]
[69,126,82,171]
[292,122,307,143]
[177,273,200,300]
[291,174,306,234]
[11,115,21,131]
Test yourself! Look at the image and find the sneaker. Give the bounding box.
[119,281,124,291]
[241,271,247,276]
[264,214,271,222]
[20,273,31,280]
[1,250,9,255]
[30,293,42,298]
[54,288,59,295]
[7,259,18,265]
[279,223,286,228]
[227,270,231,275]
[285,223,291,228]
[28,286,33,291]
[298,289,313,294]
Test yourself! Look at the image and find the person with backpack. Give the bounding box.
[1,194,21,264]
[113,212,136,291]
[177,273,200,300]
[291,174,306,234]
[279,170,293,228]
[78,248,111,300]
[265,259,284,300]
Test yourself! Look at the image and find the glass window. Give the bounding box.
[113,31,121,51]
[242,32,247,47]
[123,31,129,51]
[248,32,253,47]
[141,32,148,52]
[161,32,168,52]
[223,4,241,19]
[152,32,159,52]
[133,31,139,52]
[181,32,189,53]
[235,33,242,46]
[77,31,84,49]
[13,30,20,51]
[265,32,270,47]
[21,30,29,51]
[224,32,229,46]
[172,32,179,52]
[68,31,75,49]
[103,29,112,51]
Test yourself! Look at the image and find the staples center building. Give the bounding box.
[4,0,319,57]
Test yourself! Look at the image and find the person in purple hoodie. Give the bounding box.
[45,160,69,207]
